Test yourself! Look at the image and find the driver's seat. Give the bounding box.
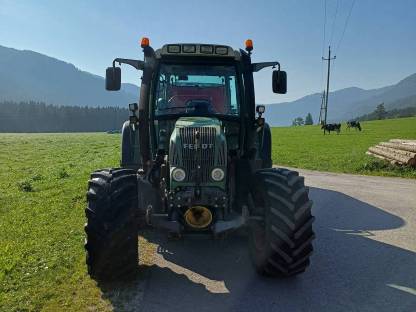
[186,99,213,114]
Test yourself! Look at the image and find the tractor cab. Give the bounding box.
[106,39,286,169]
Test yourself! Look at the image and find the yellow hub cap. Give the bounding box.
[184,206,213,229]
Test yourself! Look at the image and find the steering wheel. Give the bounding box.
[157,98,168,110]
[185,99,214,114]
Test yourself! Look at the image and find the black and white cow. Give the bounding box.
[321,123,341,135]
[347,120,362,131]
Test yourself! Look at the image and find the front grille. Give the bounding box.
[180,127,216,182]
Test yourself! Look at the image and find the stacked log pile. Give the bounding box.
[367,139,416,167]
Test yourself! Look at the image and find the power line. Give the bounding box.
[320,0,328,91]
[335,0,356,55]
[322,0,327,58]
[329,0,340,46]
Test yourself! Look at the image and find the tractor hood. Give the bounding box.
[169,117,227,189]
[173,116,222,128]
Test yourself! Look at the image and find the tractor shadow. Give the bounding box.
[100,187,416,312]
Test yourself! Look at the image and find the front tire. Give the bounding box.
[85,168,138,281]
[248,168,315,277]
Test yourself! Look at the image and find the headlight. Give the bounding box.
[172,168,186,182]
[211,168,225,181]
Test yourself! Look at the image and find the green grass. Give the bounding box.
[271,117,416,178]
[0,133,120,311]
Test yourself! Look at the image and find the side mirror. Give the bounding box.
[106,67,121,91]
[272,70,287,94]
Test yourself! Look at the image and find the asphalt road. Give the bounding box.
[103,169,416,312]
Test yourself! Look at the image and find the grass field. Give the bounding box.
[0,117,415,311]
[272,117,416,178]
[0,133,122,311]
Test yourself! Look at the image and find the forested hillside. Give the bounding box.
[0,101,129,132]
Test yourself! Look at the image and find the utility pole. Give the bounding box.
[318,90,326,124]
[322,45,336,125]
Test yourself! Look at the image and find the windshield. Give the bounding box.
[154,64,240,117]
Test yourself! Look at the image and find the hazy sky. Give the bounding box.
[1,0,415,103]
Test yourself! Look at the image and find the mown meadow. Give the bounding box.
[271,117,416,178]
[0,134,121,311]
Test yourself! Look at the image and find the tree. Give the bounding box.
[0,101,129,132]
[292,117,304,126]
[374,103,387,120]
[305,113,314,125]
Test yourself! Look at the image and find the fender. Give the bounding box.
[121,120,142,169]
[260,123,272,168]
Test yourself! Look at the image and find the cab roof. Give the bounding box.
[155,43,241,60]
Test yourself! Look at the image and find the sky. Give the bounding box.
[0,0,415,103]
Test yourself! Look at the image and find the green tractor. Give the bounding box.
[85,38,314,280]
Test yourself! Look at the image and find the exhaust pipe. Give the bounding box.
[184,206,212,229]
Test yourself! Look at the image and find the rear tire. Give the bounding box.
[85,168,139,281]
[248,168,315,277]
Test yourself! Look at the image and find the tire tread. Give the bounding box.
[85,168,139,281]
[249,168,315,277]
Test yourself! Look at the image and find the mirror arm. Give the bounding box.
[112,58,144,71]
[252,62,280,72]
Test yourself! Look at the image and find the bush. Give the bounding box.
[17,180,34,192]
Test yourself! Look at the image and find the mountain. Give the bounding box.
[383,94,416,111]
[1,45,415,125]
[264,73,416,126]
[0,45,139,107]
